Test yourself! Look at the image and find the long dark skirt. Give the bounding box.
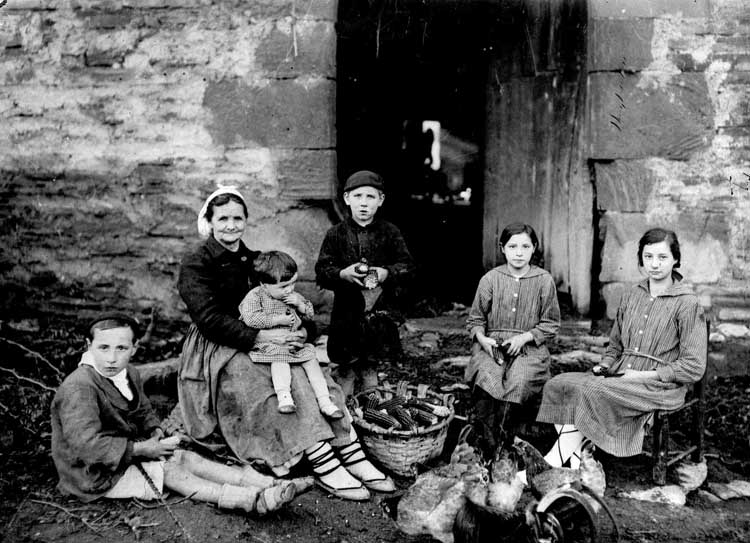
[178,325,350,475]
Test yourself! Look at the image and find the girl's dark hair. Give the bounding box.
[254,251,298,284]
[205,193,248,220]
[499,223,543,265]
[638,228,681,268]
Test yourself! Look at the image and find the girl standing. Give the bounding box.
[536,228,706,468]
[465,223,561,455]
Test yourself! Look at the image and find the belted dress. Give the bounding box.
[536,278,707,457]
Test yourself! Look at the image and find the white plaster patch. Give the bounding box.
[637,16,682,90]
[705,60,732,128]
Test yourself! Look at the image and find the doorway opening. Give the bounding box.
[336,0,591,315]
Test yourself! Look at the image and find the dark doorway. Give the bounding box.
[336,0,591,315]
[336,0,504,310]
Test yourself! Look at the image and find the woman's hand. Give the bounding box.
[476,333,498,357]
[502,332,533,356]
[133,436,177,460]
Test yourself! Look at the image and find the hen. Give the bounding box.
[396,431,487,543]
[512,437,606,499]
[486,446,525,514]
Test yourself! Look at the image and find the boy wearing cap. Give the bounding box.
[50,313,302,513]
[315,171,415,395]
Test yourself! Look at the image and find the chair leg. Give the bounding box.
[692,378,706,463]
[652,413,669,485]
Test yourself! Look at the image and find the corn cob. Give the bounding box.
[390,407,419,431]
[409,408,438,427]
[376,396,407,411]
[363,408,401,429]
[364,393,381,410]
[407,399,451,418]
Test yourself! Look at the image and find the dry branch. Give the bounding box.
[0,336,64,379]
[30,499,106,536]
[0,366,56,392]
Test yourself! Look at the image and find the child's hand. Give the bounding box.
[370,266,389,283]
[283,292,305,310]
[272,313,296,327]
[340,263,366,286]
[133,436,177,459]
[501,332,533,356]
[476,333,498,357]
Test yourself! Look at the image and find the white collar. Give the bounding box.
[79,351,133,401]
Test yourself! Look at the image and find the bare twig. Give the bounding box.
[5,493,28,532]
[0,366,56,392]
[30,499,105,536]
[0,337,64,379]
[132,492,197,509]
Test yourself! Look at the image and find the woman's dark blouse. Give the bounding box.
[178,236,260,352]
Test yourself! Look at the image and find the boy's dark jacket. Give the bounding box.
[316,217,415,364]
[50,365,161,501]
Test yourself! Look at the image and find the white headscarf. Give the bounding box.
[197,186,247,239]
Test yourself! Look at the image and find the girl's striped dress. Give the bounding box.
[465,264,561,403]
[536,278,707,457]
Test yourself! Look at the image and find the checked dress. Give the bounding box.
[239,285,317,364]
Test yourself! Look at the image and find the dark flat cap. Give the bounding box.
[87,313,141,338]
[343,170,385,193]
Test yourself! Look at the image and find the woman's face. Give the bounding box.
[641,240,676,281]
[209,201,246,249]
[501,233,535,273]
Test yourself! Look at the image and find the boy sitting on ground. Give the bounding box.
[51,313,302,514]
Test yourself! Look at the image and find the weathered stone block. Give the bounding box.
[595,160,657,211]
[242,207,332,281]
[256,21,335,78]
[276,150,335,200]
[599,212,729,284]
[244,0,337,21]
[589,18,653,72]
[718,308,750,322]
[589,73,713,160]
[203,78,334,148]
[590,0,709,19]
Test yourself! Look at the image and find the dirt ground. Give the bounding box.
[1,313,749,543]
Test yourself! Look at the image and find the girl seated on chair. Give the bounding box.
[536,228,707,468]
[465,223,561,456]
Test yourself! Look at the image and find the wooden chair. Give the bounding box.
[651,319,710,485]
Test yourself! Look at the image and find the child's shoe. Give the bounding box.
[318,396,344,420]
[277,390,297,414]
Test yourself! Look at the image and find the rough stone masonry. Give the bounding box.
[1,1,749,370]
[0,0,338,321]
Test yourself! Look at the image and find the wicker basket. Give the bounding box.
[351,382,455,477]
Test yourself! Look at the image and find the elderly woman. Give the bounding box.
[177,187,394,501]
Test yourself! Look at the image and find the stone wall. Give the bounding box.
[0,0,338,323]
[589,0,750,326]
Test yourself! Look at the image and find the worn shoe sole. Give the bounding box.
[315,479,370,501]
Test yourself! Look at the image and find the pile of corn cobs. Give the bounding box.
[353,393,452,431]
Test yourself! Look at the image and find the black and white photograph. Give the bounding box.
[1,1,749,541]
